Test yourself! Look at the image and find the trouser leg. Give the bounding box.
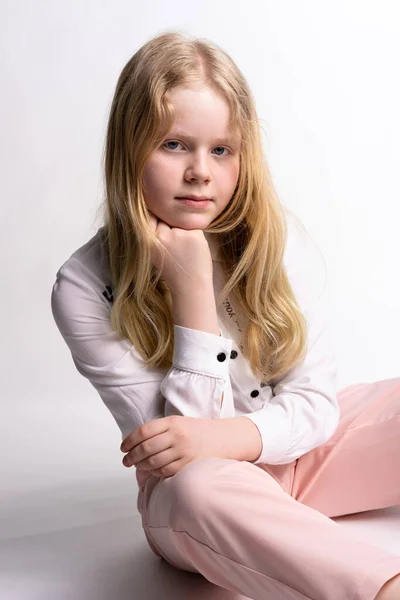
[138,456,400,600]
[290,377,400,517]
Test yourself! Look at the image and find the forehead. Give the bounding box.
[166,86,241,141]
[167,127,241,145]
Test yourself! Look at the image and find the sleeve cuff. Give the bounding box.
[244,404,291,464]
[173,324,232,379]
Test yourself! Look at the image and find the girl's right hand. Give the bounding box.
[147,210,214,296]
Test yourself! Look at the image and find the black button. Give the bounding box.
[230,350,238,359]
[217,352,226,362]
[250,390,260,398]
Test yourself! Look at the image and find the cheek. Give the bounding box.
[141,162,155,193]
[143,157,178,188]
[226,161,240,191]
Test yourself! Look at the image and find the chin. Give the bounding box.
[170,214,211,229]
[180,221,210,231]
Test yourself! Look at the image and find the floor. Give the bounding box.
[1,474,400,600]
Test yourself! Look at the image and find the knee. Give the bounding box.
[162,457,237,524]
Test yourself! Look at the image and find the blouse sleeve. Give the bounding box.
[50,258,235,442]
[244,224,340,465]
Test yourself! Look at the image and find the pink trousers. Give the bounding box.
[136,378,400,599]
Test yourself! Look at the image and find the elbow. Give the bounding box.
[324,398,340,443]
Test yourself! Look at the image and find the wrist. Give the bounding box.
[171,283,220,336]
[220,417,263,463]
[170,278,214,300]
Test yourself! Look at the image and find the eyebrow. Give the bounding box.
[167,130,241,145]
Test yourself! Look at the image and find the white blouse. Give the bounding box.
[51,214,339,468]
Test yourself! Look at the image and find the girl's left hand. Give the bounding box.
[120,415,230,478]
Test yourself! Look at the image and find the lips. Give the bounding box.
[176,196,212,201]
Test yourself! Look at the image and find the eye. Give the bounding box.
[163,141,183,151]
[162,141,230,156]
[213,146,229,156]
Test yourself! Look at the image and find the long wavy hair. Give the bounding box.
[94,29,312,385]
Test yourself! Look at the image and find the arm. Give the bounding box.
[243,295,339,465]
[169,280,281,464]
[170,281,220,336]
[170,282,223,406]
[161,281,236,420]
[168,222,339,466]
[234,220,340,466]
[51,254,236,452]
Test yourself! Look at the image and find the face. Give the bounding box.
[141,84,241,230]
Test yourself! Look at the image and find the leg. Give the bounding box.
[138,457,400,600]
[291,377,400,517]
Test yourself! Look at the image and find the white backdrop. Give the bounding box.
[1,1,399,538]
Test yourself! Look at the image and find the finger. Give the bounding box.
[123,425,174,469]
[148,210,173,234]
[149,457,186,478]
[120,416,171,452]
[147,210,159,232]
[128,429,172,466]
[123,440,173,469]
[136,448,179,472]
[147,212,169,269]
[148,211,171,234]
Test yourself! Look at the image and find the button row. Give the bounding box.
[216,350,265,398]
[217,350,238,362]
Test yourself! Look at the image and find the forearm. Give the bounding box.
[170,287,262,458]
[220,417,263,462]
[171,282,223,407]
[171,282,220,336]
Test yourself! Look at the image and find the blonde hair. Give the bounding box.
[95,29,311,384]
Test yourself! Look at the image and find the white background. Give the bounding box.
[1,1,399,537]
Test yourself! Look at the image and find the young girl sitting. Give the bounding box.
[51,30,400,600]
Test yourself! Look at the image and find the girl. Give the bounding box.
[51,31,400,600]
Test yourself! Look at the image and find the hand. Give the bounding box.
[147,210,213,296]
[120,415,230,478]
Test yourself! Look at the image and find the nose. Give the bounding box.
[184,150,212,183]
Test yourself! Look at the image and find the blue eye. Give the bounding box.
[163,141,229,156]
[164,141,181,150]
[213,146,228,156]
